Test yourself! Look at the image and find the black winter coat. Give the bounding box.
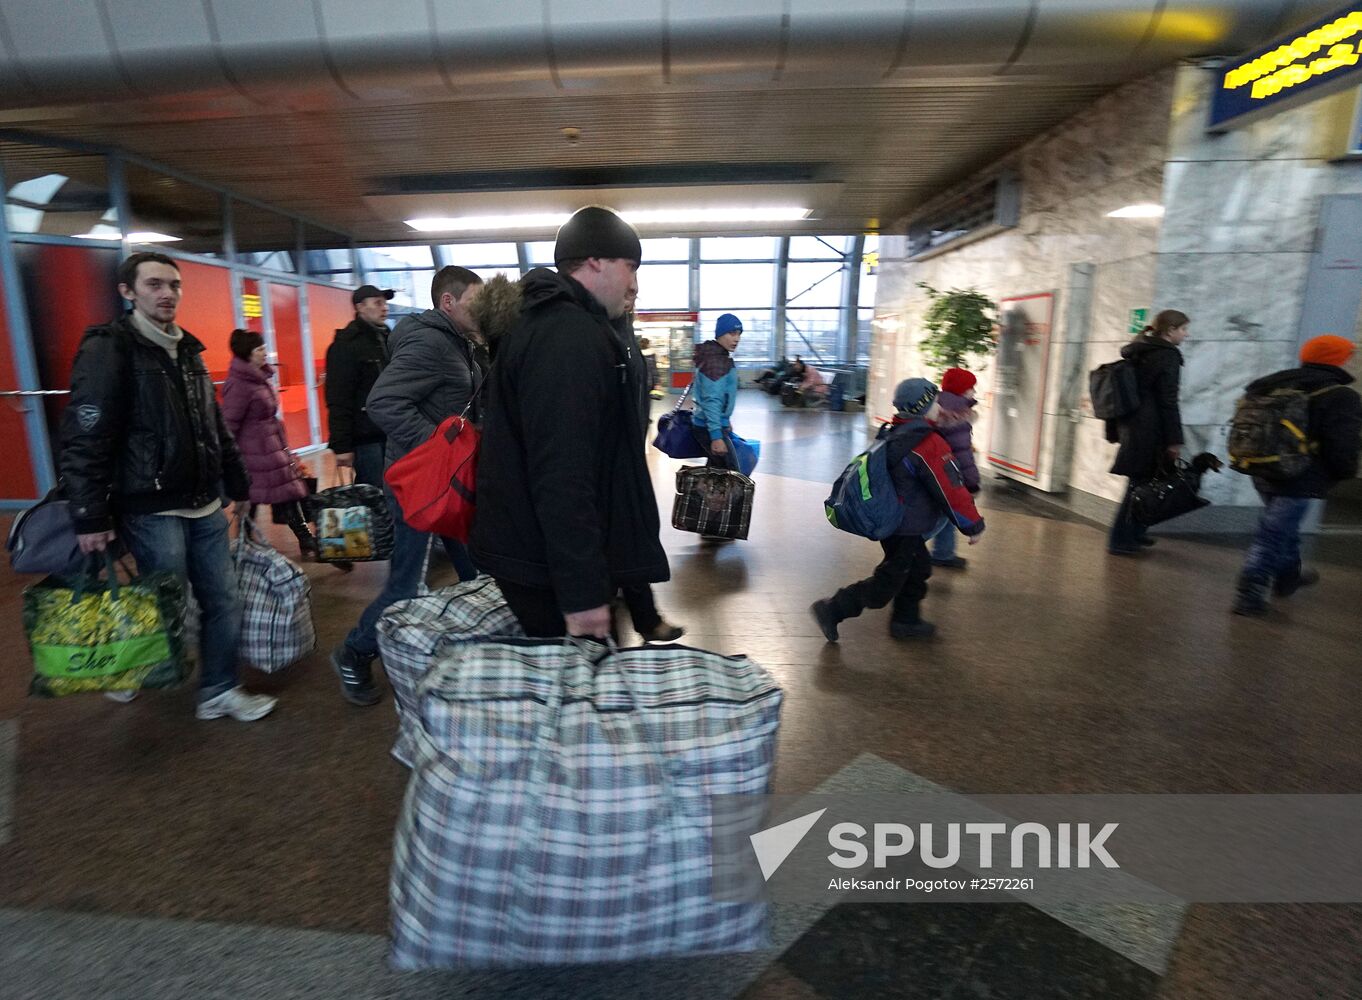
[1245,363,1361,498]
[367,308,485,466]
[1106,336,1184,481]
[60,313,250,534]
[325,317,389,453]
[472,268,669,613]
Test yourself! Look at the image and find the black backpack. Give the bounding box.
[1089,359,1140,420]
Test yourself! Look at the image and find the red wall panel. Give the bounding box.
[0,275,38,497]
[268,282,312,449]
[308,283,356,444]
[173,259,236,381]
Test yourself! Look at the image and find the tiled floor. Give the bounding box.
[2,395,1361,999]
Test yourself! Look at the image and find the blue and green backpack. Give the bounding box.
[824,437,903,539]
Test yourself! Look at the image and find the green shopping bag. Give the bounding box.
[23,550,191,698]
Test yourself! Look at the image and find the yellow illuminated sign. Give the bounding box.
[242,294,263,319]
[1222,11,1362,98]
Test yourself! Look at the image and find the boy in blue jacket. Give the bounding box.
[812,378,986,641]
[690,313,743,470]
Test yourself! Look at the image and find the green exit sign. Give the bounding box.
[1129,308,1149,334]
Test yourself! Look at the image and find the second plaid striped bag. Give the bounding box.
[376,577,523,767]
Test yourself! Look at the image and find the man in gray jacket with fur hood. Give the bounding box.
[330,265,484,707]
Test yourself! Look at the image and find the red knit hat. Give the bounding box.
[940,368,977,396]
[1299,335,1355,368]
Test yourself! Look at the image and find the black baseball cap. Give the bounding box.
[352,285,395,305]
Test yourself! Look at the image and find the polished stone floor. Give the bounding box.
[2,394,1361,999]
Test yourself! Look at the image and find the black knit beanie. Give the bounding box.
[554,207,642,264]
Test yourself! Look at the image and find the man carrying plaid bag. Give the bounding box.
[61,252,276,721]
[472,207,670,638]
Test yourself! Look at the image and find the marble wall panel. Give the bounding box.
[1161,158,1330,255]
[1152,251,1311,343]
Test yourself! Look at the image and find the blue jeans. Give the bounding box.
[345,488,477,659]
[353,441,386,488]
[1240,496,1312,584]
[929,518,957,560]
[120,509,240,700]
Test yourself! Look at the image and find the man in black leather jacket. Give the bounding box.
[60,252,275,722]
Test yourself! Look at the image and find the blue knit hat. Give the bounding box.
[893,377,938,416]
[715,313,743,336]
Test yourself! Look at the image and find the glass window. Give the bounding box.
[304,225,354,285]
[856,307,874,363]
[525,241,556,266]
[785,308,843,364]
[360,245,435,270]
[384,268,434,312]
[124,161,224,257]
[698,309,772,363]
[788,235,847,260]
[786,261,845,308]
[233,199,298,271]
[443,242,519,267]
[635,264,690,312]
[2,140,115,238]
[700,236,778,261]
[700,262,774,310]
[640,237,691,262]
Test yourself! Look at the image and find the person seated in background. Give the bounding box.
[755,355,790,392]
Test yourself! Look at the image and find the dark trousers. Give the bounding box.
[497,579,649,639]
[619,584,662,634]
[497,579,567,638]
[1108,480,1150,550]
[352,441,386,488]
[828,535,932,624]
[691,424,740,472]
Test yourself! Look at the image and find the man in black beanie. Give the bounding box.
[472,206,670,637]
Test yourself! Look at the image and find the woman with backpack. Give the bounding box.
[1105,309,1190,555]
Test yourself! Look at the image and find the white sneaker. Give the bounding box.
[104,690,138,703]
[196,687,277,722]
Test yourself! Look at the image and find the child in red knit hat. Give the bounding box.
[928,368,982,569]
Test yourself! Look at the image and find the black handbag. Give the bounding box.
[301,473,394,562]
[1130,461,1210,527]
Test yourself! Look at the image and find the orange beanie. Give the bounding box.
[1299,334,1355,367]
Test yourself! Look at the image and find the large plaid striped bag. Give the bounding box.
[390,638,784,969]
[376,577,523,767]
[233,526,315,673]
[672,466,755,540]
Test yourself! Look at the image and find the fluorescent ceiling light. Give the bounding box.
[1106,204,1164,219]
[406,207,812,232]
[74,228,181,243]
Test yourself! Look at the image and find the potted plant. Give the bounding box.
[916,282,997,372]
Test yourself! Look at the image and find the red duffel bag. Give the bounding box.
[384,415,479,541]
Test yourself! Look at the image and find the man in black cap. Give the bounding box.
[473,206,670,638]
[325,284,394,487]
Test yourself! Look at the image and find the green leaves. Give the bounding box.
[916,282,998,372]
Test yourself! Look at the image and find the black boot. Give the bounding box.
[283,506,319,560]
[810,600,841,643]
[893,602,937,643]
[1231,575,1270,617]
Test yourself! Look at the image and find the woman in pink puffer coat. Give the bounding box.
[220,329,316,558]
